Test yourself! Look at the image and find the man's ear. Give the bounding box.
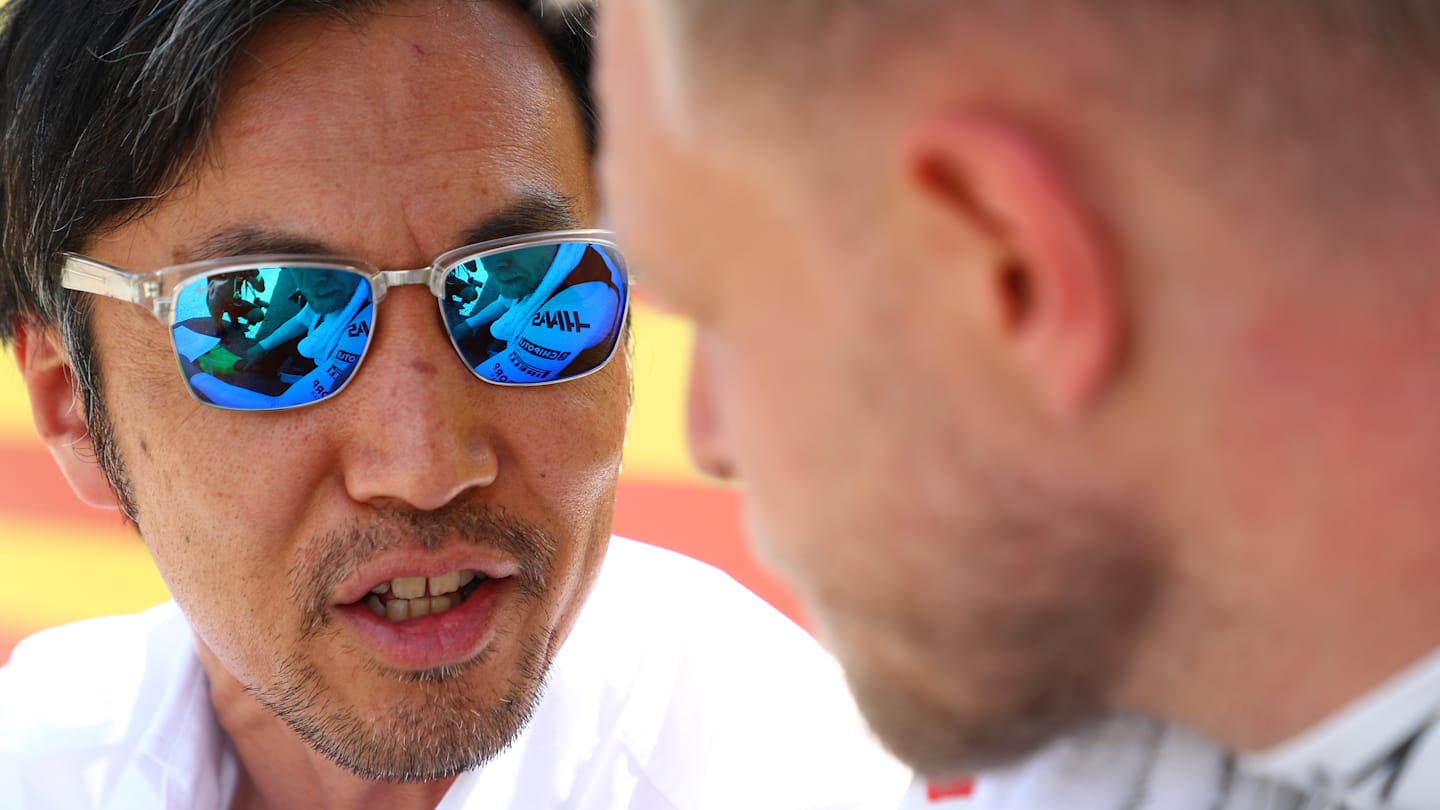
[904,112,1123,418]
[12,324,121,510]
[685,334,737,482]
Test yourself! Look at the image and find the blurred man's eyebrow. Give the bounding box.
[177,191,584,265]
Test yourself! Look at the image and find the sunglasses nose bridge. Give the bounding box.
[372,266,437,301]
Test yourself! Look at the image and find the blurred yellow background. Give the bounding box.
[0,302,800,663]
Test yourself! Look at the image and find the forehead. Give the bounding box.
[124,0,590,265]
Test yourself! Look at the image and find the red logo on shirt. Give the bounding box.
[927,779,975,801]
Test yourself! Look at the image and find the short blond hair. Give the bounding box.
[638,0,1440,214]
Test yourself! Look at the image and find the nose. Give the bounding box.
[686,334,738,481]
[337,286,499,510]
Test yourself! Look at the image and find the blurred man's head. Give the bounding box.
[3,0,629,783]
[597,0,1440,776]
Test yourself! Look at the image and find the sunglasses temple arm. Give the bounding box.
[60,255,156,307]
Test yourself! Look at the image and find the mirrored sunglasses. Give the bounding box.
[60,230,629,412]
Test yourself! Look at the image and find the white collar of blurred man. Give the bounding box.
[590,0,1440,806]
[0,1,911,808]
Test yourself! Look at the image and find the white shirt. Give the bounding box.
[0,538,911,809]
[897,652,1440,810]
[942,647,1440,809]
[1246,647,1440,809]
[897,715,1311,810]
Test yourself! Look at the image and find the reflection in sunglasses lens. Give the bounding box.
[164,241,625,410]
[170,266,374,410]
[441,242,628,384]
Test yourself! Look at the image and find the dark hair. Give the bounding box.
[0,0,594,339]
[0,0,596,522]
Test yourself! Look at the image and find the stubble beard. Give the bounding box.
[253,631,552,782]
[246,505,566,782]
[812,482,1162,778]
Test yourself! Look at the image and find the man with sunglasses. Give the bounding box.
[593,0,1440,808]
[0,0,911,807]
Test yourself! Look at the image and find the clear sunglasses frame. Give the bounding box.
[59,228,630,409]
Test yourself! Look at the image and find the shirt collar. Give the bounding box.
[128,616,236,810]
[1245,647,1440,809]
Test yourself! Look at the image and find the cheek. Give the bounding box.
[108,380,319,572]
[92,306,321,667]
[504,363,628,541]
[517,363,628,475]
[127,452,306,688]
[131,427,312,634]
[703,324,849,561]
[707,287,981,601]
[495,370,627,649]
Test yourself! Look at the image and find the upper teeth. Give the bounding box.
[371,570,477,599]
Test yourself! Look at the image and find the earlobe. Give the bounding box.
[13,324,121,510]
[905,112,1124,418]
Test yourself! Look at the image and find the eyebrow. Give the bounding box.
[176,190,584,266]
[456,190,581,246]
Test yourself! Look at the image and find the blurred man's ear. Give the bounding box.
[904,112,1122,418]
[13,325,121,510]
[686,334,737,482]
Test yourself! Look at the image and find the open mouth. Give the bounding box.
[357,570,490,622]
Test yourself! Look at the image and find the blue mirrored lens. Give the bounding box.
[171,266,375,410]
[441,241,628,384]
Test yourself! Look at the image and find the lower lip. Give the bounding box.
[333,578,514,671]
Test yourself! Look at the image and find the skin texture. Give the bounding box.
[20,2,626,808]
[596,0,1440,776]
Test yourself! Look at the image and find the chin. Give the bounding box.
[815,536,1154,777]
[254,632,552,782]
[844,651,1100,777]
